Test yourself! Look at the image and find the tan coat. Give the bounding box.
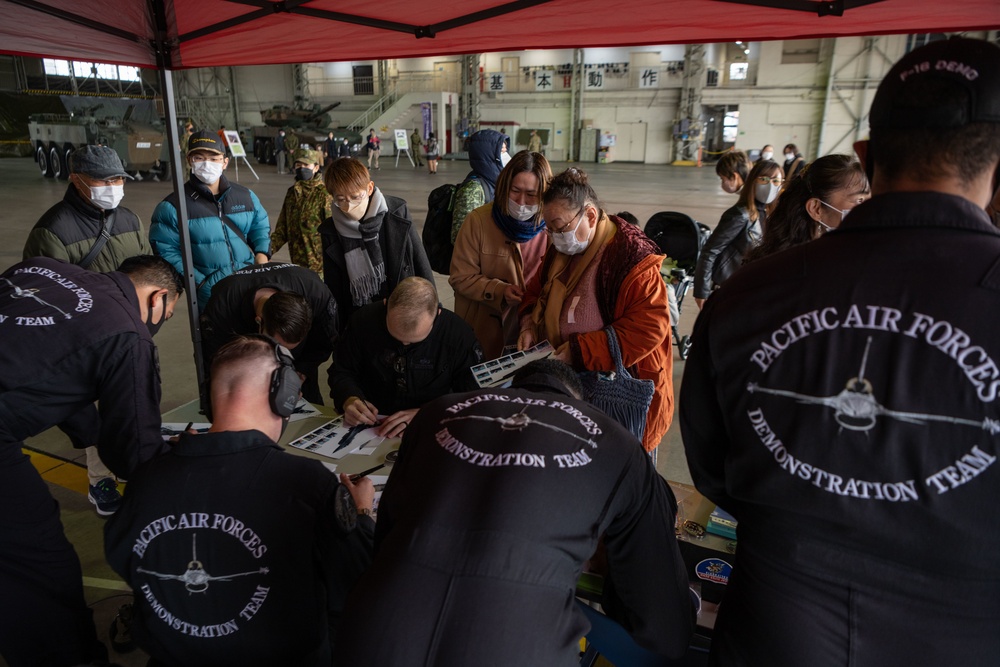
[449,203,547,359]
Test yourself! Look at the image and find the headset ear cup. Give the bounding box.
[269,363,302,418]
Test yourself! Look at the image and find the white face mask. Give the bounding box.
[192,160,224,184]
[818,199,850,228]
[550,211,591,255]
[89,184,124,210]
[761,150,773,161]
[720,177,742,194]
[507,198,539,221]
[500,151,511,167]
[784,152,796,162]
[755,182,780,205]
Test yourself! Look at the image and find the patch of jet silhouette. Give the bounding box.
[747,336,1000,435]
[137,533,269,594]
[442,406,599,449]
[2,276,72,319]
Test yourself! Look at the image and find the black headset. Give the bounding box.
[246,334,302,419]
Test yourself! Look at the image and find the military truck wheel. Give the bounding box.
[36,145,53,178]
[51,146,68,180]
[64,146,75,177]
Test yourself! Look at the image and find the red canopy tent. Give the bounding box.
[1,0,998,69]
[2,0,998,390]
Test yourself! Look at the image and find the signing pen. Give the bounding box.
[350,463,386,482]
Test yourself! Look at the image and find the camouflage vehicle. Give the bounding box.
[250,102,362,164]
[28,104,169,180]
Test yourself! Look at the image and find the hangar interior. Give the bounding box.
[0,16,998,665]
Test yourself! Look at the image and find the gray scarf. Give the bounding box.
[331,187,390,306]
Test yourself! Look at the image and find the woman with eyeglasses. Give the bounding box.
[319,158,433,330]
[743,154,871,264]
[693,159,783,308]
[449,151,552,359]
[517,168,673,453]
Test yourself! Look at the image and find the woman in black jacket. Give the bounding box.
[319,158,433,331]
[693,159,783,307]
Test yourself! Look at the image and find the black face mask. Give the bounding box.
[295,167,315,182]
[145,293,167,337]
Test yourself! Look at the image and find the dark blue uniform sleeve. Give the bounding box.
[678,296,735,511]
[95,333,168,477]
[601,452,694,659]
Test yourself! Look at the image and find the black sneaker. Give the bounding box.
[88,478,122,517]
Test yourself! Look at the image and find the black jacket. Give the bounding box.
[200,262,338,373]
[105,430,374,667]
[328,301,482,413]
[336,378,694,665]
[693,203,763,299]
[0,258,166,476]
[680,192,1000,665]
[319,194,434,332]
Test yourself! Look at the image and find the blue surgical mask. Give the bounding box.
[500,152,511,168]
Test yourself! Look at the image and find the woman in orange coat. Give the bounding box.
[517,168,673,452]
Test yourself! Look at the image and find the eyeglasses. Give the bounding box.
[191,155,225,163]
[84,176,125,186]
[334,192,367,206]
[546,207,585,235]
[757,176,784,186]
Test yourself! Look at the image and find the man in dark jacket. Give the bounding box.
[0,255,182,666]
[680,37,1000,666]
[23,144,154,515]
[24,145,150,272]
[201,261,338,404]
[336,359,694,665]
[319,157,433,331]
[106,336,374,666]
[329,277,482,439]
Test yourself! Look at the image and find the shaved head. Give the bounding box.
[209,337,284,438]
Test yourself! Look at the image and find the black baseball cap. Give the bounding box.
[869,37,1000,132]
[70,145,134,180]
[187,130,225,155]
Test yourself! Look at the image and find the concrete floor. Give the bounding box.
[0,154,734,665]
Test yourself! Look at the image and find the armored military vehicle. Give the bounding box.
[250,102,362,164]
[28,103,169,180]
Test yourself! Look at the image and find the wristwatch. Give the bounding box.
[357,508,374,519]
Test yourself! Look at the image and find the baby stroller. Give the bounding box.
[644,212,710,360]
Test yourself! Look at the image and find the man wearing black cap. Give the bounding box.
[680,38,1000,666]
[23,144,153,516]
[150,129,271,306]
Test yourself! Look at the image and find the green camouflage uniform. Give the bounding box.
[450,178,486,244]
[271,173,331,276]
